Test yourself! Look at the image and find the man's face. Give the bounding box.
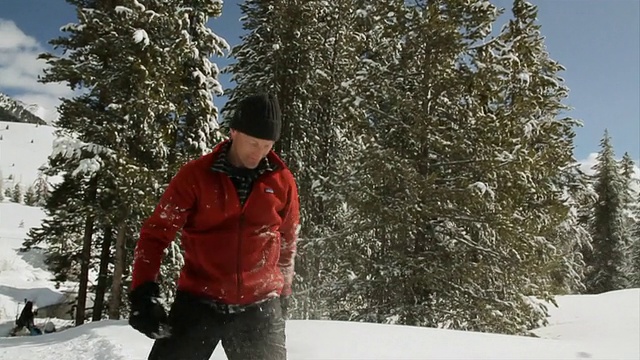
[229,130,275,169]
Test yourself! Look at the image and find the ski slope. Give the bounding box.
[0,121,639,359]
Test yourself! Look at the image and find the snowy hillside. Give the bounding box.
[0,122,638,359]
[0,202,68,320]
[0,120,57,188]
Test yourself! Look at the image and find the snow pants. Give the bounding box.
[147,291,287,360]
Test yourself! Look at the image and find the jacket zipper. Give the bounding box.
[234,174,268,303]
[237,212,244,302]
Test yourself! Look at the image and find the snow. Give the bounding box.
[0,202,67,320]
[132,29,150,47]
[0,122,638,359]
[533,290,640,360]
[114,6,133,15]
[71,155,102,176]
[0,121,56,186]
[49,133,114,176]
[0,294,638,359]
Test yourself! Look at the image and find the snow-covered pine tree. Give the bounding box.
[630,193,640,287]
[334,0,504,329]
[319,0,424,324]
[30,0,145,325]
[584,130,628,293]
[24,185,37,206]
[33,170,50,206]
[166,0,228,168]
[24,173,87,286]
[225,0,369,319]
[331,0,585,335]
[544,163,595,294]
[620,153,637,195]
[154,0,229,301]
[11,183,23,203]
[288,0,375,320]
[222,0,283,127]
[451,0,592,330]
[479,0,594,301]
[619,152,638,286]
[30,0,228,321]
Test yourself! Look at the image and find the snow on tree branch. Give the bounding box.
[51,135,114,161]
[133,29,150,47]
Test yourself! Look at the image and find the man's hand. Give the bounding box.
[128,282,172,339]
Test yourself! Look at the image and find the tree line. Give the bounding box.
[16,0,639,335]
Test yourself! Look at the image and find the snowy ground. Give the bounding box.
[0,121,638,359]
[0,289,637,359]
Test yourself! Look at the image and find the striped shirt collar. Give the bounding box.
[210,140,276,177]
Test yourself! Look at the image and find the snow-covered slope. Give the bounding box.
[0,202,67,320]
[0,120,57,187]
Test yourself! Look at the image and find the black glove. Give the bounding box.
[128,282,171,339]
[280,295,290,319]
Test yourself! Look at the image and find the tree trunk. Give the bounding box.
[92,226,113,321]
[76,218,95,322]
[108,220,127,319]
[75,176,98,326]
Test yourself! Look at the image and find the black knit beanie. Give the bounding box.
[229,93,282,141]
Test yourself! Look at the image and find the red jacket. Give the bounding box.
[130,140,300,305]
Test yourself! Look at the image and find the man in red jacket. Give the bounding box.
[128,93,300,360]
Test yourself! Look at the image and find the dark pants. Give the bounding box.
[147,291,287,360]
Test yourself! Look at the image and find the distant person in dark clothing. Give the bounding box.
[10,300,41,336]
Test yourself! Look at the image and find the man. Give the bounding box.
[128,93,300,360]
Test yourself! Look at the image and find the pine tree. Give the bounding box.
[33,170,50,206]
[619,152,639,286]
[156,0,229,301]
[24,174,87,286]
[329,0,585,334]
[584,130,627,293]
[630,194,640,287]
[29,0,229,321]
[0,170,5,201]
[225,0,369,318]
[545,163,595,294]
[11,183,23,203]
[632,243,640,287]
[24,185,37,206]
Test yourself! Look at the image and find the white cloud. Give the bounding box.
[0,19,72,123]
[0,19,39,50]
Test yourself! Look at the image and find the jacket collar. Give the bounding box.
[209,139,286,174]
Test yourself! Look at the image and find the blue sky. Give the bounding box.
[0,0,638,164]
